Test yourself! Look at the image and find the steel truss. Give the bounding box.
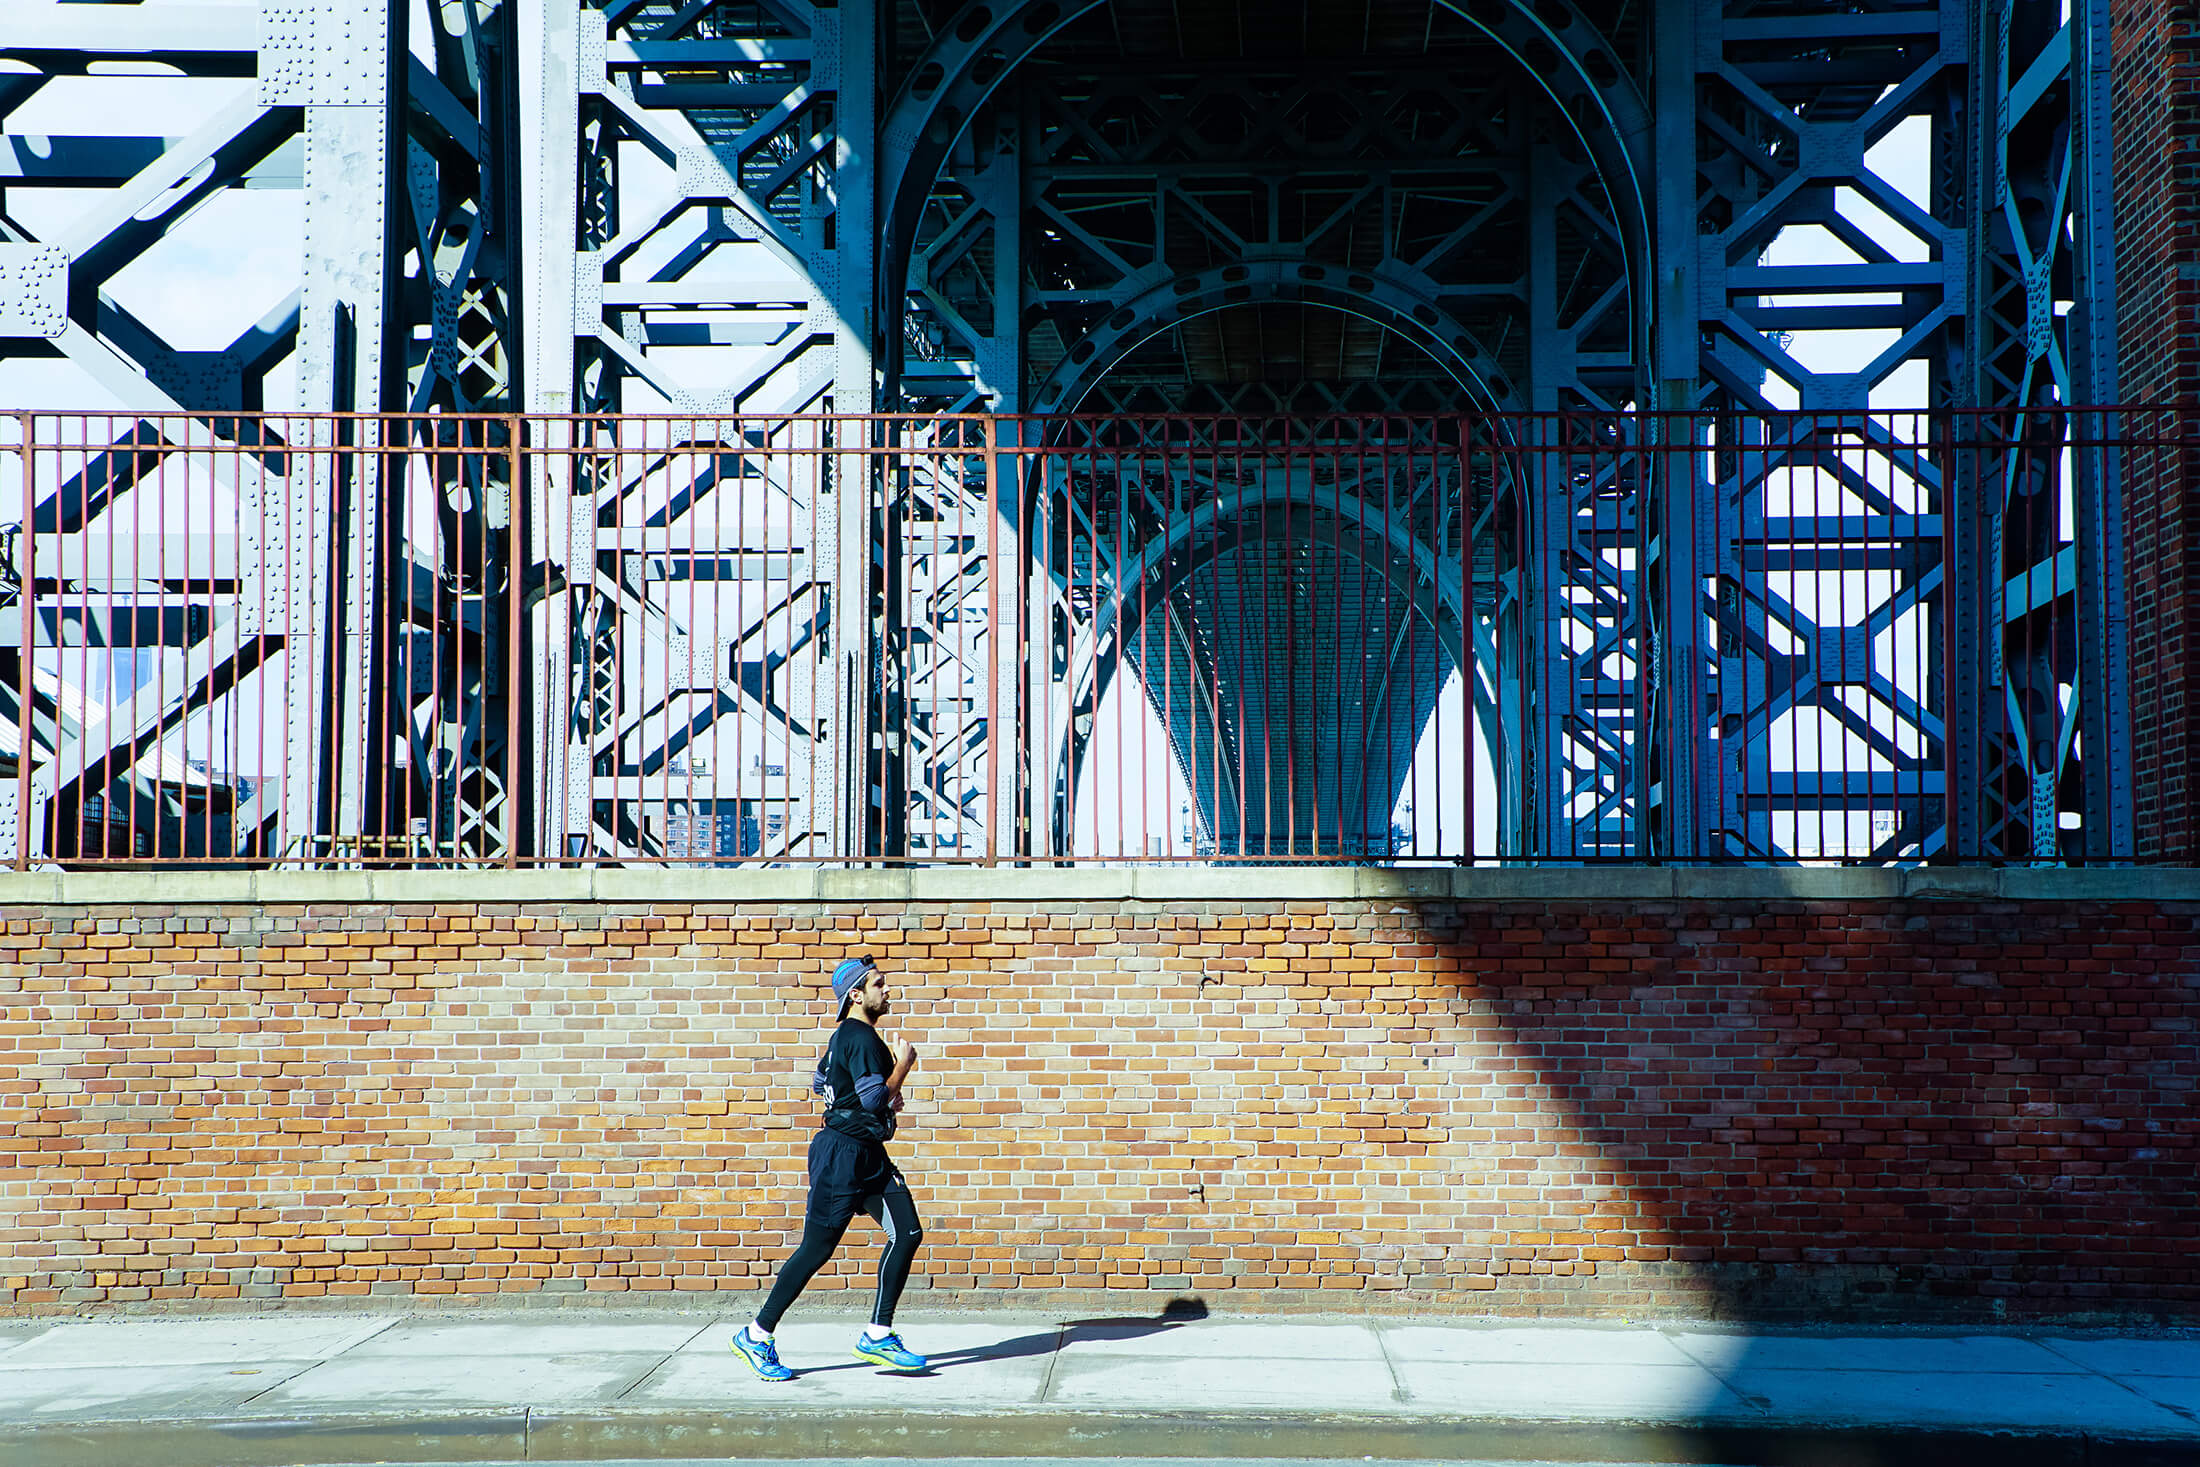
[0,0,2131,866]
[518,0,869,858]
[1646,0,2126,863]
[0,0,522,865]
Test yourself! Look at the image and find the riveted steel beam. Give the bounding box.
[1944,0,2121,862]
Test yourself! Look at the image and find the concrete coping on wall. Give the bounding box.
[3,865,2200,906]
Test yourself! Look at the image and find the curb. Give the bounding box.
[6,1409,2200,1466]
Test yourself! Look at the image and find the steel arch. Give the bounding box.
[878,0,1654,405]
[1033,457,1509,860]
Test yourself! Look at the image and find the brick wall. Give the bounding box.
[2115,0,2200,854]
[3,894,2196,1321]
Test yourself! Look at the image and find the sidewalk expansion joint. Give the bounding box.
[1370,1318,1410,1405]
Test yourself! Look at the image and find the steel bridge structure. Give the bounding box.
[0,0,2132,866]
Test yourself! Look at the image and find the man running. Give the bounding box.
[733,954,928,1380]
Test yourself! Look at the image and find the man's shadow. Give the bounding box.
[800,1297,1209,1379]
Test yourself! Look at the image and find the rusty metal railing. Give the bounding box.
[0,408,2155,867]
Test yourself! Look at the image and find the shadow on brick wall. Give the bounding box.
[1421,901,2199,1323]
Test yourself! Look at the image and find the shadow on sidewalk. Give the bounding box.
[801,1296,1209,1378]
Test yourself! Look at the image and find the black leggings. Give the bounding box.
[756,1186,923,1331]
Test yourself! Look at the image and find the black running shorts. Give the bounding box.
[805,1124,908,1228]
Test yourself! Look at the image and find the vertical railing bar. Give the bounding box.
[264,417,279,864]
[505,415,524,867]
[293,411,305,864]
[2008,408,2021,861]
[866,413,884,866]
[682,416,698,864]
[308,412,323,866]
[178,419,192,863]
[730,416,745,865]
[743,417,758,862]
[2004,408,2018,860]
[572,417,589,866]
[231,422,243,864]
[1232,420,1247,860]
[615,422,629,863]
[413,417,424,866]
[786,418,796,862]
[643,415,655,859]
[1088,426,1104,859]
[1989,410,2003,862]
[1709,411,1721,861]
[1137,424,1153,862]
[738,417,752,863]
[1857,417,1870,856]
[200,422,214,862]
[335,416,351,865]
[1374,415,1390,862]
[1569,414,1581,860]
[15,412,35,870]
[1038,429,1052,864]
[560,418,577,866]
[1821,413,1833,860]
[983,415,1001,866]
[806,418,818,861]
[116,413,131,866]
[960,423,975,863]
[686,415,698,865]
[994,413,1007,866]
[419,422,437,866]
[1257,418,1273,860]
[1399,415,1416,862]
[433,421,447,865]
[1354,419,1370,860]
[110,414,125,865]
[1283,421,1300,861]
[1943,408,1956,859]
[1157,425,1175,864]
[1745,410,1756,860]
[191,419,206,860]
[953,423,967,862]
[1801,412,1815,859]
[240,422,255,863]
[1734,414,1747,861]
[869,415,880,863]
[1643,410,1653,860]
[660,416,672,865]
[367,416,382,866]
[1456,414,1471,864]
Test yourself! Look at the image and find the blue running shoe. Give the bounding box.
[732,1326,793,1382]
[852,1330,928,1371]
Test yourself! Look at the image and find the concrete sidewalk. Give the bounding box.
[1,1307,2197,1466]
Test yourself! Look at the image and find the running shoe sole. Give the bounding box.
[852,1338,929,1371]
